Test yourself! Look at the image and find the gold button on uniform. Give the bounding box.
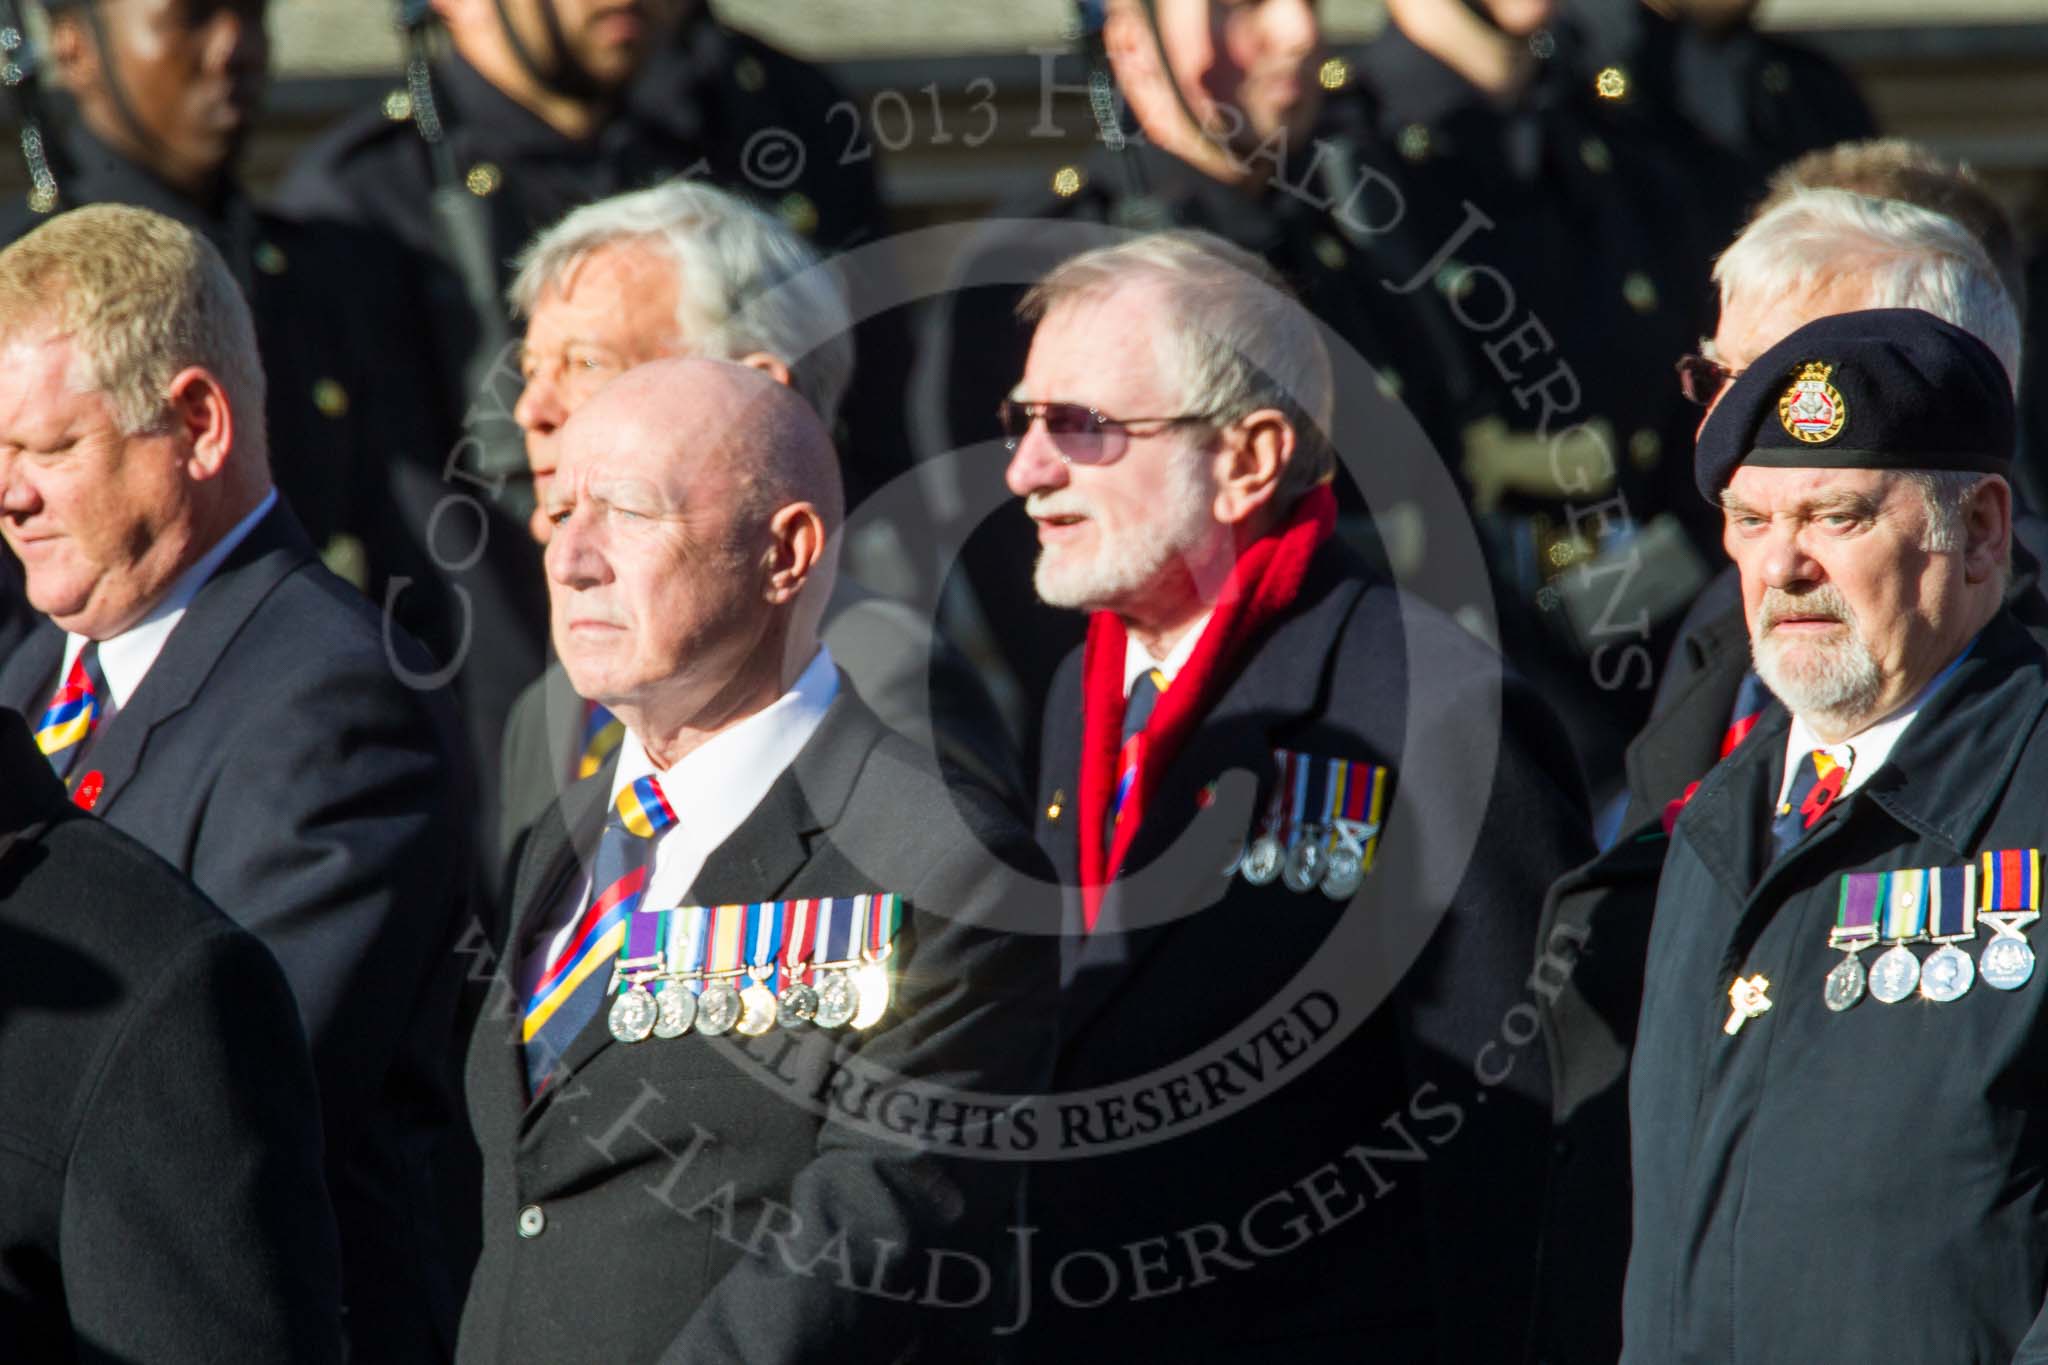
[465,162,503,197]
[1318,57,1349,91]
[1629,428,1662,469]
[1398,124,1432,163]
[1313,235,1347,272]
[735,56,766,92]
[254,242,288,276]
[1622,272,1659,314]
[382,89,412,122]
[777,192,818,236]
[1595,67,1629,101]
[1580,137,1611,174]
[1052,166,1084,198]
[312,379,349,420]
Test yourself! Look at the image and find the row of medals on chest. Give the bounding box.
[1224,758,1384,899]
[1823,891,2036,1010]
[606,946,892,1044]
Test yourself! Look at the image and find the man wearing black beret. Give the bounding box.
[1623,307,2048,1361]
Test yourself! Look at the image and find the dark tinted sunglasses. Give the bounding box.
[997,399,1214,465]
[1675,353,1737,407]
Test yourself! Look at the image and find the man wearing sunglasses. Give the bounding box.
[1535,162,2039,1364]
[1003,229,1591,1360]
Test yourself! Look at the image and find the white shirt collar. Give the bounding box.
[58,488,278,714]
[520,647,840,987]
[1776,642,1973,808]
[1122,609,1214,699]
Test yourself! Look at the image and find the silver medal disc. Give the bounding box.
[1320,846,1364,901]
[607,983,658,1043]
[1981,934,2037,991]
[1919,943,1975,1003]
[695,980,743,1035]
[652,982,696,1038]
[1867,944,1921,1004]
[1823,953,1866,1012]
[736,983,779,1036]
[1281,830,1327,894]
[777,982,819,1029]
[813,968,860,1029]
[1241,836,1283,886]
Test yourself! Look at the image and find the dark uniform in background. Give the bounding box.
[1349,12,1732,790]
[1566,0,1877,236]
[275,10,903,832]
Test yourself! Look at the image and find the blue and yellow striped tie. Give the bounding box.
[574,700,626,782]
[521,774,678,1095]
[34,643,107,781]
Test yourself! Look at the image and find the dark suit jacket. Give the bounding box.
[460,684,1058,1363]
[0,707,345,1363]
[0,502,471,1363]
[1016,538,1593,1362]
[495,581,1025,906]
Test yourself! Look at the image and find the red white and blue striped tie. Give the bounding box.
[521,773,677,1095]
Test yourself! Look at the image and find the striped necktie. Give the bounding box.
[34,643,108,781]
[1108,667,1167,845]
[1772,746,1853,858]
[574,699,626,782]
[522,774,677,1095]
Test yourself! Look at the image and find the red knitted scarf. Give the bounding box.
[1077,485,1336,929]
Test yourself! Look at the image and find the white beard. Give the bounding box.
[1030,452,1218,613]
[1750,584,1883,731]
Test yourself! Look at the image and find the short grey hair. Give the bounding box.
[0,203,266,446]
[1020,229,1335,509]
[1907,469,2004,560]
[1715,188,2021,387]
[508,179,855,428]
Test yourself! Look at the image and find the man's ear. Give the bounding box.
[1211,409,1293,527]
[164,367,236,482]
[763,500,828,605]
[736,351,794,391]
[46,14,98,99]
[1962,474,2013,585]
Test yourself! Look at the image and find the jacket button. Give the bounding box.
[517,1204,546,1238]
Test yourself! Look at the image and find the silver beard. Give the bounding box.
[1750,584,1883,733]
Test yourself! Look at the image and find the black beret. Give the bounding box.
[1694,307,2014,503]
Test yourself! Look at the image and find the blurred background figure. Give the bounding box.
[273,0,906,838]
[1567,0,1876,234]
[0,0,447,648]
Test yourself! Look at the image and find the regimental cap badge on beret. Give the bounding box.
[1778,361,1846,444]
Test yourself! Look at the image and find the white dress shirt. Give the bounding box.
[517,647,839,997]
[54,488,278,720]
[1122,609,1214,700]
[1774,641,1975,810]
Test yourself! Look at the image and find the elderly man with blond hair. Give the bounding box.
[0,204,471,1363]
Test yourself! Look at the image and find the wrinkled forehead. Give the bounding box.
[1021,290,1182,407]
[1722,462,1908,512]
